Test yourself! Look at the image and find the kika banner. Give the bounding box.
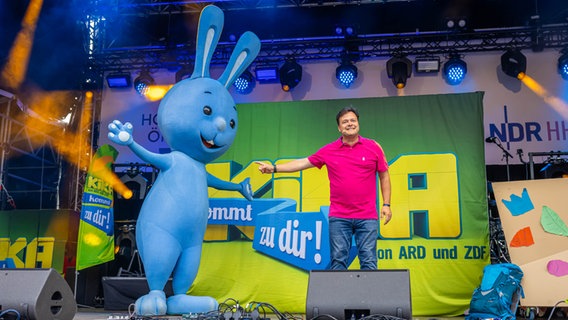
[186,92,489,316]
[76,144,119,271]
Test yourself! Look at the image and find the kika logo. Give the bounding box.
[488,105,568,143]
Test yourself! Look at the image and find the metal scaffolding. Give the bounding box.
[0,89,61,210]
[80,0,568,72]
[87,21,568,72]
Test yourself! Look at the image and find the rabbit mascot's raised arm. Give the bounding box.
[107,5,259,316]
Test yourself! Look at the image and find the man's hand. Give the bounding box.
[380,205,392,225]
[255,161,275,174]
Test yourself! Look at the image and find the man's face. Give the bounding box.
[337,111,359,138]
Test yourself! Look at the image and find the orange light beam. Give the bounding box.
[0,0,44,90]
[521,74,568,119]
[19,89,132,199]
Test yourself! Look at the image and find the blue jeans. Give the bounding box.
[328,217,378,270]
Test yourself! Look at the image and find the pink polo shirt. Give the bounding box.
[307,136,389,220]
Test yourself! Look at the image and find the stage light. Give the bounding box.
[134,70,154,96]
[175,66,192,83]
[279,59,302,92]
[106,72,131,88]
[501,49,527,80]
[558,52,568,80]
[255,65,279,83]
[336,60,358,88]
[445,17,468,31]
[443,54,467,85]
[415,56,440,73]
[387,55,412,89]
[335,25,355,36]
[233,70,255,94]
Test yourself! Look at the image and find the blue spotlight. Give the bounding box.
[559,53,568,80]
[134,70,154,96]
[233,70,255,94]
[443,55,467,85]
[336,61,358,88]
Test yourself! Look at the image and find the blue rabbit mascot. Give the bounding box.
[107,5,260,316]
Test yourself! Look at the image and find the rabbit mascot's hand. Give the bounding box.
[107,5,260,316]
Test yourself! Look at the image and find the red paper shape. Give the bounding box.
[510,226,535,247]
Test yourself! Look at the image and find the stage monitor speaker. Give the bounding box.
[306,269,412,320]
[0,268,77,320]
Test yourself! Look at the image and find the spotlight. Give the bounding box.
[279,59,302,92]
[501,49,527,80]
[255,65,279,83]
[106,72,131,88]
[445,17,468,31]
[336,60,358,88]
[387,55,412,89]
[233,70,255,94]
[335,25,356,36]
[443,54,467,85]
[558,52,568,80]
[415,56,440,73]
[134,70,154,96]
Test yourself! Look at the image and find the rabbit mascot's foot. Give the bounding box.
[166,294,219,315]
[134,290,168,316]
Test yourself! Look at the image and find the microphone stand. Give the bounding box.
[517,149,528,180]
[494,140,514,181]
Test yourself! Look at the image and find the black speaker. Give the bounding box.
[0,268,77,320]
[306,269,412,320]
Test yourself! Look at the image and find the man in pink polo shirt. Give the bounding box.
[256,106,392,270]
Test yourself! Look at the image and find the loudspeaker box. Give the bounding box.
[306,269,412,320]
[0,268,77,320]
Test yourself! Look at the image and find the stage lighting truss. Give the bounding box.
[279,58,302,92]
[233,70,255,94]
[387,55,412,89]
[558,52,568,80]
[501,49,527,80]
[134,70,154,96]
[336,59,358,88]
[443,54,467,85]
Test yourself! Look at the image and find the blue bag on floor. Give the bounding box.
[466,263,524,320]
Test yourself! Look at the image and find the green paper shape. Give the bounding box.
[541,205,568,236]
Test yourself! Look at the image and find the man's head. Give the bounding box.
[336,106,360,139]
[336,106,359,125]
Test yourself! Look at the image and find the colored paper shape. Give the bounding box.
[501,188,534,216]
[541,205,568,236]
[547,260,568,277]
[510,226,534,247]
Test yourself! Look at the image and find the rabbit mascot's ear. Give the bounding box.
[192,5,261,86]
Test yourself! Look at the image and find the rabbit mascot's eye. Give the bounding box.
[107,5,259,316]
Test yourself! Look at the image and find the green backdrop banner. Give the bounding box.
[195,92,489,316]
